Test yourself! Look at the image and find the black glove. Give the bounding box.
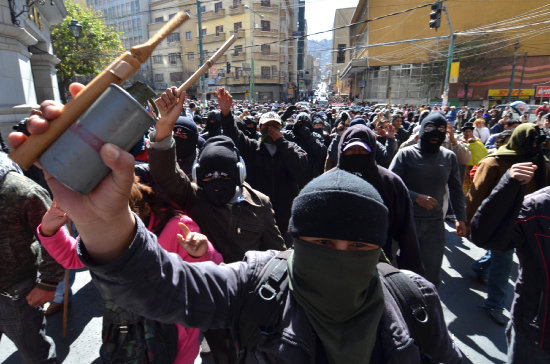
[281,105,297,122]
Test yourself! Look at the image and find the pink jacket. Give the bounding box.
[37,214,223,364]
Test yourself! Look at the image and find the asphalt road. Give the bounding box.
[0,221,517,363]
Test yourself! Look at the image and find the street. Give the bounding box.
[0,221,516,363]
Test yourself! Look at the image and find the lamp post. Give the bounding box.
[244,4,263,103]
[69,19,82,45]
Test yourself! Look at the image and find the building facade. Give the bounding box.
[84,0,152,83]
[0,0,67,136]
[329,7,354,95]
[339,0,550,106]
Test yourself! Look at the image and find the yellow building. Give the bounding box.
[340,0,550,105]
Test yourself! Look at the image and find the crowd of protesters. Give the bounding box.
[3,81,550,364]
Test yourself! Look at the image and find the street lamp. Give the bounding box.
[244,4,264,103]
[69,19,82,44]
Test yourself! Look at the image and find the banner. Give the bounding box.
[449,62,460,84]
[536,86,550,98]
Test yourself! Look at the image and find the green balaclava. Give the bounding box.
[287,170,389,363]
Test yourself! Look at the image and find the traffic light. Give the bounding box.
[429,2,442,29]
[226,62,231,74]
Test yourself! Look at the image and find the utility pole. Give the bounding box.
[441,3,454,107]
[196,0,206,103]
[507,37,520,104]
[516,52,528,102]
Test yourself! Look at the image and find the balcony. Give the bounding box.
[229,30,246,39]
[203,33,227,44]
[252,2,277,13]
[254,28,279,38]
[202,8,225,21]
[231,53,246,62]
[229,4,245,15]
[257,54,278,61]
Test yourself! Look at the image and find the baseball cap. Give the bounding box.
[259,111,282,126]
[342,140,372,153]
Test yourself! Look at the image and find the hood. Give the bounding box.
[337,124,378,167]
[492,123,540,158]
[0,152,21,182]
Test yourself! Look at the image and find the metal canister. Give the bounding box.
[39,83,156,194]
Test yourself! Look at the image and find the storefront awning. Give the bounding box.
[339,58,369,79]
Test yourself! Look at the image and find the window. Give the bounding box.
[200,6,205,12]
[168,13,176,19]
[154,74,164,82]
[261,0,270,6]
[234,67,241,79]
[233,0,242,7]
[234,45,243,55]
[187,52,194,60]
[168,53,181,64]
[201,28,207,36]
[152,55,162,64]
[215,25,223,36]
[167,32,180,42]
[271,65,277,78]
[186,31,192,40]
[214,2,223,12]
[154,16,163,23]
[261,66,270,79]
[234,22,242,33]
[170,72,183,82]
[261,44,270,55]
[337,44,345,63]
[261,20,270,32]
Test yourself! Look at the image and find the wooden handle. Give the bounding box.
[177,35,237,95]
[9,12,189,169]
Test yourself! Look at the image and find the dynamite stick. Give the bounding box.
[10,12,190,169]
[177,34,237,96]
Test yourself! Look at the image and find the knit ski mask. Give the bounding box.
[196,136,241,206]
[419,113,447,154]
[173,116,199,159]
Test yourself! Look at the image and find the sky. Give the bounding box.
[304,0,359,41]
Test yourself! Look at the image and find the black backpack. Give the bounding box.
[237,251,432,361]
[100,300,178,364]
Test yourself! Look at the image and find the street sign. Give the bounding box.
[536,86,550,98]
[209,67,218,78]
[449,62,460,84]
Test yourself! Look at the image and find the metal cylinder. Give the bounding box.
[40,84,155,194]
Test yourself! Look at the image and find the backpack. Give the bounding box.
[237,251,433,362]
[100,300,178,364]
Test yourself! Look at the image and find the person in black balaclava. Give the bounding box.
[200,110,222,140]
[312,117,331,147]
[173,116,203,177]
[242,115,260,140]
[390,112,467,286]
[336,124,424,274]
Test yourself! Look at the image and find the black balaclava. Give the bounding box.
[243,116,258,137]
[294,112,313,138]
[418,112,446,154]
[337,125,382,190]
[203,110,221,135]
[196,136,241,206]
[173,116,199,158]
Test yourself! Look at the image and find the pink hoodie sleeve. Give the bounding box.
[36,225,85,269]
[157,215,224,264]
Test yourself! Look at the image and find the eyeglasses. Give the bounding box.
[423,124,446,132]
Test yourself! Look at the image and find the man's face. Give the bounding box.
[299,236,378,251]
[343,145,369,156]
[392,117,402,129]
[246,122,256,130]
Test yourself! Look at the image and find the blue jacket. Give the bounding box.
[79,218,462,364]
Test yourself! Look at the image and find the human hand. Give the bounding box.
[268,126,283,142]
[10,83,137,263]
[454,221,467,237]
[176,222,208,258]
[414,133,419,142]
[415,194,438,210]
[154,87,186,142]
[509,162,537,185]
[216,87,233,116]
[384,124,396,138]
[26,288,55,307]
[447,122,456,142]
[40,200,68,237]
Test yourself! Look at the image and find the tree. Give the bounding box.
[51,1,124,102]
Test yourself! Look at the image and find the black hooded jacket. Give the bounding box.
[336,125,424,274]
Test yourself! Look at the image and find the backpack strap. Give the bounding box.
[238,250,292,360]
[377,262,431,353]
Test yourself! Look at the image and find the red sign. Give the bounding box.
[208,67,218,78]
[536,86,550,98]
[457,88,473,98]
